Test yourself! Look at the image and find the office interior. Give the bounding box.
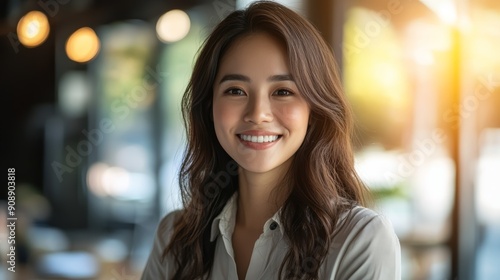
[1,0,499,279]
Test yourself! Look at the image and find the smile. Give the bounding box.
[238,134,281,143]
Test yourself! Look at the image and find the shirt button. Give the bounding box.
[270,221,278,230]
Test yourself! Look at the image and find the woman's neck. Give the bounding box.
[236,160,291,232]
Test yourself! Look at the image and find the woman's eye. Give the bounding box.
[225,88,245,95]
[274,89,293,96]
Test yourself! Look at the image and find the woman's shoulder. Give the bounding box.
[154,210,184,246]
[158,210,183,229]
[327,206,401,279]
[336,206,398,242]
[141,210,183,279]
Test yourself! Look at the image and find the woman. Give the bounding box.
[142,1,401,279]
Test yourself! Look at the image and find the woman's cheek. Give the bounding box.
[278,103,310,123]
[214,101,241,126]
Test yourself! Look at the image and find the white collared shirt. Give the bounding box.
[142,194,401,279]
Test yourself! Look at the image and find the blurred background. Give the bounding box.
[1,0,499,279]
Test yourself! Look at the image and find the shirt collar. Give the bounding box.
[210,193,284,241]
[210,193,238,241]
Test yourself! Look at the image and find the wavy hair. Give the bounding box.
[163,1,369,279]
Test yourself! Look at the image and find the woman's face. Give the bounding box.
[213,32,310,175]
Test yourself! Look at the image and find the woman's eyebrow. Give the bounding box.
[267,74,294,82]
[218,74,294,84]
[219,74,250,84]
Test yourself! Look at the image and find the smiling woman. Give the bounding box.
[142,1,401,280]
[213,32,310,175]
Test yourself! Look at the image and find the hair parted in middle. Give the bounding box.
[164,1,369,279]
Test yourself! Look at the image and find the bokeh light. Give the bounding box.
[156,9,190,43]
[87,162,109,197]
[17,10,50,47]
[66,27,100,63]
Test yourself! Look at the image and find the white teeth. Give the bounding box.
[239,134,279,143]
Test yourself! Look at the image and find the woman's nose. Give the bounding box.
[243,94,273,124]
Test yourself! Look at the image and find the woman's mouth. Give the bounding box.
[238,134,281,143]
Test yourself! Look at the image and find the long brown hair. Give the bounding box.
[164,1,369,279]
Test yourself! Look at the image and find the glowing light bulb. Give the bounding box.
[156,9,191,43]
[17,11,50,47]
[66,27,100,63]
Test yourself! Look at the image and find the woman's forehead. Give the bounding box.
[216,32,290,78]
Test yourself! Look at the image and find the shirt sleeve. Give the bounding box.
[141,211,180,280]
[335,213,401,280]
